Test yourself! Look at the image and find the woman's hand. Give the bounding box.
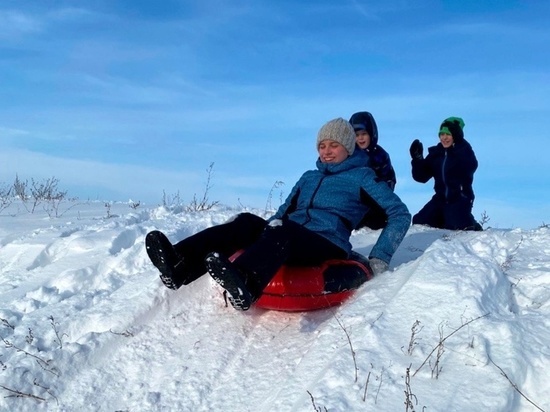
[369,257,389,276]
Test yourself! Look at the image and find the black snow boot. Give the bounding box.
[145,231,186,290]
[205,252,254,311]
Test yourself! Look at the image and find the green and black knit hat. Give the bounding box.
[439,117,465,143]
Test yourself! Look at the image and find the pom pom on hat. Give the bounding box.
[316,118,356,155]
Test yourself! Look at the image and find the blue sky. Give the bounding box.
[1,0,549,228]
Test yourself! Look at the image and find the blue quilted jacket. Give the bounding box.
[269,150,411,263]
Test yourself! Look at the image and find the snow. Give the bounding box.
[1,201,549,412]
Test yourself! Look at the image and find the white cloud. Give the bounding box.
[0,10,41,38]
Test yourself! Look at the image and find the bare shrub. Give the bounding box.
[265,180,284,214]
[501,236,524,272]
[104,202,116,219]
[0,182,12,212]
[0,316,65,405]
[413,313,489,378]
[44,199,81,219]
[30,177,67,213]
[3,175,77,217]
[162,190,182,209]
[186,162,219,212]
[13,174,29,202]
[405,320,423,356]
[479,210,491,229]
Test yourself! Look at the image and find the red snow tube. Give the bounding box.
[229,251,373,312]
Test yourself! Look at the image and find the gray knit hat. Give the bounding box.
[316,117,356,155]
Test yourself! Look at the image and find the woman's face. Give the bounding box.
[439,132,454,148]
[318,140,349,163]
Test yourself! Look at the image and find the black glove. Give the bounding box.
[409,139,423,160]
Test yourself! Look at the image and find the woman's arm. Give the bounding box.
[359,175,411,263]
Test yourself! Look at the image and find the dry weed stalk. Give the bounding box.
[362,370,371,402]
[404,364,418,412]
[0,315,66,404]
[413,313,489,377]
[0,384,47,402]
[186,162,219,212]
[488,356,546,412]
[375,365,389,404]
[49,316,67,349]
[333,314,358,382]
[307,390,328,412]
[429,323,446,379]
[405,320,423,356]
[1,337,59,377]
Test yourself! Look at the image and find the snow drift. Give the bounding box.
[1,202,549,411]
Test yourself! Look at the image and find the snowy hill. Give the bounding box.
[0,201,549,412]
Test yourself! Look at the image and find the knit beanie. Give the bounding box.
[316,118,356,155]
[439,116,465,143]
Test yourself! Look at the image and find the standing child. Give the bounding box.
[349,111,397,230]
[409,116,482,231]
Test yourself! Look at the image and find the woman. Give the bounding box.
[409,116,482,231]
[146,118,411,311]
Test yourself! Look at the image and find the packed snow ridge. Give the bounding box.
[0,201,549,411]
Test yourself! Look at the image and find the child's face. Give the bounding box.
[355,130,371,149]
[439,132,454,148]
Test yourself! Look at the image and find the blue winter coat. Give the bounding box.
[349,111,397,189]
[269,150,411,263]
[411,139,478,202]
[364,145,397,190]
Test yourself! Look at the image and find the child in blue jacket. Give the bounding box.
[349,111,397,230]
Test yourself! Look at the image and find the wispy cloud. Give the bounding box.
[1,1,549,226]
[0,10,42,38]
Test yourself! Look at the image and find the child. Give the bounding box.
[349,111,397,229]
[409,116,482,231]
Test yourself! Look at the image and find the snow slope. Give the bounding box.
[0,201,549,412]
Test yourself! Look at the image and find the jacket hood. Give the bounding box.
[349,111,379,146]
